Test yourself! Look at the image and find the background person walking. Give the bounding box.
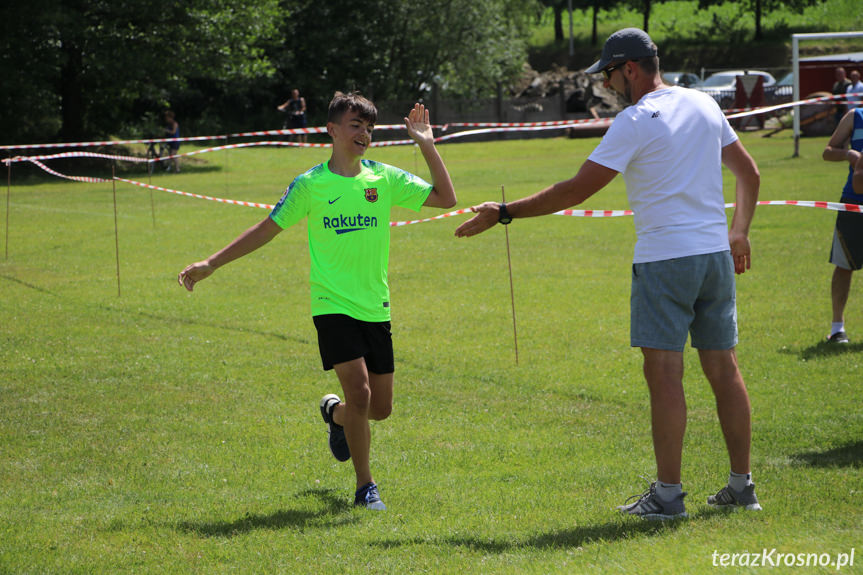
[278,88,308,143]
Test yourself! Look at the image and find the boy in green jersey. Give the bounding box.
[178,92,456,509]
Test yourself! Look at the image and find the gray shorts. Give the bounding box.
[630,251,738,351]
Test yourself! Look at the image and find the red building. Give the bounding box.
[799,52,863,96]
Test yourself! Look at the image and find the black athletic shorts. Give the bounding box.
[830,202,863,270]
[312,314,394,373]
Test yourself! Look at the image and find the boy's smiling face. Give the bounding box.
[329,111,374,158]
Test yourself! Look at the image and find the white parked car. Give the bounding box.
[696,70,777,108]
[774,72,793,101]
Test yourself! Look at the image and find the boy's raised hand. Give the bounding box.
[404,103,434,146]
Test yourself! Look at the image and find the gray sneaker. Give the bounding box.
[707,483,762,511]
[320,394,350,462]
[354,482,386,510]
[827,331,849,344]
[617,482,688,521]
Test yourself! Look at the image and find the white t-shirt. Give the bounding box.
[847,81,863,109]
[588,86,738,263]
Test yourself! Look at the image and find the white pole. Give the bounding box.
[793,34,800,158]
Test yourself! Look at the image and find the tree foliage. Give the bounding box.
[1,0,280,144]
[697,0,826,40]
[1,0,540,144]
[275,0,539,107]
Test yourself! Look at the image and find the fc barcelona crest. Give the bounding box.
[364,188,378,203]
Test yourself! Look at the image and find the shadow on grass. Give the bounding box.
[113,306,311,345]
[0,273,56,295]
[780,340,863,360]
[791,440,863,469]
[174,488,357,537]
[1,271,304,344]
[371,511,730,553]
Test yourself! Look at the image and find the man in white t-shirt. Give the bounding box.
[846,70,863,110]
[455,28,761,520]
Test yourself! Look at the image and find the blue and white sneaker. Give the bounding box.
[320,394,350,462]
[617,481,688,521]
[354,482,386,510]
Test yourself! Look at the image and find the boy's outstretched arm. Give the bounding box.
[404,103,456,208]
[178,217,282,291]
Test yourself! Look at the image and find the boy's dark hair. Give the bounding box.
[328,91,377,124]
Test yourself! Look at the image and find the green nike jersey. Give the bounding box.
[269,159,433,321]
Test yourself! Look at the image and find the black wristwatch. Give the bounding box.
[498,202,513,225]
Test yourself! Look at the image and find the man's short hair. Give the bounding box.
[637,52,660,76]
[328,91,377,124]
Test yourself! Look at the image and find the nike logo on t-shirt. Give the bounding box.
[328,196,341,204]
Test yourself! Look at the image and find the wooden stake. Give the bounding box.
[5,154,10,260]
[112,164,121,297]
[502,185,519,365]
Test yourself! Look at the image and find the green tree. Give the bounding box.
[1,0,280,144]
[274,0,540,108]
[571,0,624,46]
[697,0,826,40]
[626,0,670,33]
[539,0,567,42]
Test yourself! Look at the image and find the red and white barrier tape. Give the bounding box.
[555,208,633,217]
[26,159,111,183]
[9,165,863,225]
[114,177,276,210]
[745,200,862,212]
[725,92,848,119]
[390,208,474,226]
[6,92,850,152]
[3,150,150,164]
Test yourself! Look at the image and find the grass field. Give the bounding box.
[1,132,861,574]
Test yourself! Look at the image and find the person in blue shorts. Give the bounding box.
[456,28,761,520]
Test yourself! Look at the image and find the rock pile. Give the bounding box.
[510,64,627,117]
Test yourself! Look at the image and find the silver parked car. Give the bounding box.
[662,71,701,88]
[696,70,776,108]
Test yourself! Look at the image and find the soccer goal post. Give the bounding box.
[792,31,863,157]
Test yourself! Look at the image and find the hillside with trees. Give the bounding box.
[1,0,860,145]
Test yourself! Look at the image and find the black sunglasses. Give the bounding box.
[602,61,627,80]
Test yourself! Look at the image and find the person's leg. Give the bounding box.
[367,371,394,422]
[698,348,751,475]
[170,147,181,172]
[330,358,374,489]
[641,347,686,485]
[831,265,853,324]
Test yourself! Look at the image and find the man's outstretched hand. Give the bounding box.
[454,202,501,237]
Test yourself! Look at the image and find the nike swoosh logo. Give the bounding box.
[328,196,341,205]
